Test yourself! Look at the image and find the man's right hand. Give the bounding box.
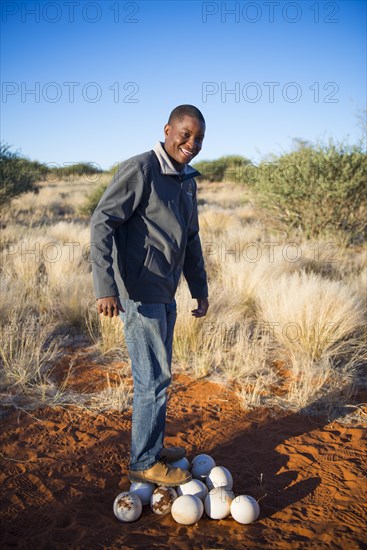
[97,296,124,317]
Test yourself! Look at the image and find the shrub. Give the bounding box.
[79,182,109,216]
[253,142,367,243]
[193,155,251,182]
[0,144,42,208]
[48,162,103,179]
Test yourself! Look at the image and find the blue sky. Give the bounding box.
[1,0,366,169]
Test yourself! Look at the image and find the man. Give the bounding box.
[90,105,209,486]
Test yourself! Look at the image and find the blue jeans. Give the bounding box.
[119,298,177,471]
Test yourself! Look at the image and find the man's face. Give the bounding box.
[164,115,205,168]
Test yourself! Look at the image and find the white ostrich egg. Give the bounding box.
[177,479,208,502]
[170,457,191,470]
[129,481,155,505]
[191,454,216,479]
[230,495,260,524]
[150,486,177,515]
[113,492,142,522]
[171,494,204,525]
[206,466,233,491]
[204,487,234,519]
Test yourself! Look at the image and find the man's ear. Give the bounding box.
[164,123,171,137]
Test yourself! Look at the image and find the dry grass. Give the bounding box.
[1,173,111,226]
[256,271,365,364]
[0,313,61,389]
[87,372,133,413]
[175,190,366,416]
[1,176,366,418]
[254,271,366,411]
[0,220,95,329]
[0,311,79,414]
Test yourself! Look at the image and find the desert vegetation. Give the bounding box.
[0,142,366,420]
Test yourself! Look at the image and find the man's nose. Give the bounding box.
[186,136,195,149]
[186,136,200,150]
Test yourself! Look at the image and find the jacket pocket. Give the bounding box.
[143,246,174,279]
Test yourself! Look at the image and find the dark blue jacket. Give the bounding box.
[90,142,208,303]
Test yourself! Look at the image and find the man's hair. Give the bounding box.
[168,104,205,125]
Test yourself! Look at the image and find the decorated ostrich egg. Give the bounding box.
[204,487,234,520]
[150,486,177,515]
[206,466,233,491]
[230,495,260,524]
[113,492,142,522]
[171,494,204,525]
[177,479,208,502]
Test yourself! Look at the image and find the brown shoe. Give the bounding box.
[158,446,186,463]
[129,461,192,486]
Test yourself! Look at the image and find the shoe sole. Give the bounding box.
[129,472,192,487]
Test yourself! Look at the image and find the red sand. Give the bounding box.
[1,353,366,549]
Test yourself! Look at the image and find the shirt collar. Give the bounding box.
[153,141,199,177]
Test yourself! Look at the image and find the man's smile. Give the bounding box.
[179,147,195,158]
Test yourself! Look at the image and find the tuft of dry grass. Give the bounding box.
[87,372,133,413]
[98,315,126,355]
[0,313,61,389]
[0,311,78,412]
[0,223,95,330]
[256,270,365,364]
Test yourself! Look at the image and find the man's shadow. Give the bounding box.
[168,382,359,520]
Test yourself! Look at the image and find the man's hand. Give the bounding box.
[97,296,124,317]
[191,297,209,318]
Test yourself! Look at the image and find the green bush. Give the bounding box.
[193,155,251,182]
[0,144,42,208]
[252,143,367,243]
[79,182,109,216]
[48,162,102,179]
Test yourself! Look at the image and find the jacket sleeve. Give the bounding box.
[90,161,145,299]
[183,182,209,299]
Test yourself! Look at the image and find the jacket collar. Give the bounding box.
[153,141,201,178]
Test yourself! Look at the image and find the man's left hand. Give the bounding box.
[191,297,209,318]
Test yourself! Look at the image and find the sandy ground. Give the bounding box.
[1,351,366,549]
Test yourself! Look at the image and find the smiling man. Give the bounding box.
[90,105,209,486]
